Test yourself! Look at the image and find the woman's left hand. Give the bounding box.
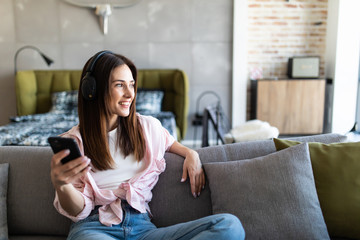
[181,150,205,198]
[169,141,206,198]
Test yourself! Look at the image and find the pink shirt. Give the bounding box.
[53,114,175,227]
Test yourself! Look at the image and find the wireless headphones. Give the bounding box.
[81,50,113,100]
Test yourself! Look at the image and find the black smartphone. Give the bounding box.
[48,136,82,164]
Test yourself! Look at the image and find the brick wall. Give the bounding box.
[246,0,328,119]
[247,0,328,79]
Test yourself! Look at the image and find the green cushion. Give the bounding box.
[273,138,360,239]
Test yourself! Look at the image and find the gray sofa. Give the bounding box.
[0,133,356,240]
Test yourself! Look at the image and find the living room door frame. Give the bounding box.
[356,54,360,126]
[231,0,248,128]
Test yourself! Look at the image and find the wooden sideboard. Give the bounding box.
[251,79,326,135]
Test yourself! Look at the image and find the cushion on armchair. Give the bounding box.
[50,90,78,114]
[136,88,164,113]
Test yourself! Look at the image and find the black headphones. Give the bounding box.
[81,50,113,100]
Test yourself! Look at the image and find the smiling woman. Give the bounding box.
[77,51,145,170]
[49,50,245,240]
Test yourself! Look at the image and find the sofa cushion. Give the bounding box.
[197,133,346,165]
[274,139,360,239]
[150,152,212,227]
[149,134,346,228]
[0,146,71,236]
[0,163,9,240]
[284,133,347,144]
[151,139,279,227]
[203,143,330,240]
[197,139,277,164]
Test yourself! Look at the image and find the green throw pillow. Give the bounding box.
[273,138,360,239]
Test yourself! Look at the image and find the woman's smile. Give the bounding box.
[119,101,131,107]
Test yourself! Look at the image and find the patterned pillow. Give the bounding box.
[50,90,78,113]
[136,89,164,113]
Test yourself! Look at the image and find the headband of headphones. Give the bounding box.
[81,50,113,100]
[85,50,113,74]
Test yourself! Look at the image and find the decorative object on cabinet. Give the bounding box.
[287,56,320,79]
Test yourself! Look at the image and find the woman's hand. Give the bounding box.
[169,141,205,198]
[181,150,205,198]
[50,149,91,190]
[50,149,91,216]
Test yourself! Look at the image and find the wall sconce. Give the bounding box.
[14,46,54,74]
[63,0,142,35]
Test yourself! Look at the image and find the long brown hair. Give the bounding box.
[78,52,146,170]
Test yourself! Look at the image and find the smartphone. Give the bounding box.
[48,136,82,164]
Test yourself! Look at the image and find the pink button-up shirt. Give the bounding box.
[53,114,175,226]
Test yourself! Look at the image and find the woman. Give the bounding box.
[50,51,245,240]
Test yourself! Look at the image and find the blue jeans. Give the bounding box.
[67,202,245,240]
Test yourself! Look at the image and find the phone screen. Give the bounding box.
[48,137,82,164]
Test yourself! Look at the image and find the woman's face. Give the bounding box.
[108,64,135,123]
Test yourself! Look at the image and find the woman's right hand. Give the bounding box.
[51,150,91,216]
[50,149,91,189]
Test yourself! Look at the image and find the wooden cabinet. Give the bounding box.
[251,79,326,135]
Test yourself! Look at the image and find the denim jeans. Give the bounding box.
[67,202,245,240]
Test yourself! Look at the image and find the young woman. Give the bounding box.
[50,51,245,240]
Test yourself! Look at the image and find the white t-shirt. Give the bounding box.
[91,128,145,190]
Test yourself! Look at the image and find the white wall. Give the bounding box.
[325,0,360,134]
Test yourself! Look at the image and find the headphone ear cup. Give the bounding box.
[81,72,96,100]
